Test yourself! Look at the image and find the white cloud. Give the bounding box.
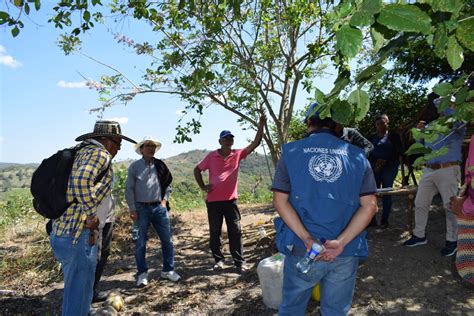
[57,80,87,89]
[0,136,4,143]
[0,45,22,68]
[106,117,129,124]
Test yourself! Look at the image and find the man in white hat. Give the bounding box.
[50,120,136,316]
[125,136,181,287]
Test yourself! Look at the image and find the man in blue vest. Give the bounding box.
[272,103,378,315]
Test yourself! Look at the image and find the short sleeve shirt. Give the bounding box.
[197,149,248,202]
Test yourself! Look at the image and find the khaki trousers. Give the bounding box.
[413,165,460,241]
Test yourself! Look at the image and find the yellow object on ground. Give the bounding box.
[312,283,321,301]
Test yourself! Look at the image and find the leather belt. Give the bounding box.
[426,162,459,170]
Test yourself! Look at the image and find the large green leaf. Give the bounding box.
[336,25,363,58]
[347,89,370,121]
[350,11,374,27]
[405,143,431,156]
[456,18,474,51]
[362,0,382,14]
[433,23,447,58]
[377,4,431,34]
[370,27,385,52]
[446,36,464,70]
[331,99,353,125]
[432,82,453,96]
[430,0,464,13]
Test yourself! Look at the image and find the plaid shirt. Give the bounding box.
[52,140,113,243]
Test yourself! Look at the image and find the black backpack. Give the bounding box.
[31,143,109,219]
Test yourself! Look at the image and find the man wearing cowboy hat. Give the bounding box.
[49,120,136,316]
[125,136,181,287]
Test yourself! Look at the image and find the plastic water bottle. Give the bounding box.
[296,239,325,274]
[131,223,139,242]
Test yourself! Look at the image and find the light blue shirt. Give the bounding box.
[125,158,172,211]
[426,121,466,164]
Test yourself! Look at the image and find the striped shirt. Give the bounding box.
[52,140,113,243]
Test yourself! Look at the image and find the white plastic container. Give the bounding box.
[257,253,285,310]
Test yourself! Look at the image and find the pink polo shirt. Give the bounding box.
[197,148,248,202]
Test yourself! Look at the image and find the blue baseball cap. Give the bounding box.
[305,102,321,122]
[219,130,234,139]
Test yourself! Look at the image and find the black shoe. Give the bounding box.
[234,264,250,275]
[440,241,457,257]
[92,290,108,303]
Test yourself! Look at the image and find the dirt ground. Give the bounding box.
[1,197,474,315]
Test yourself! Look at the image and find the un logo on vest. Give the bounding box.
[308,154,343,183]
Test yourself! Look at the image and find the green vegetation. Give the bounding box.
[0,150,274,229]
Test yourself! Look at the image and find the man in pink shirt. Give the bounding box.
[194,115,265,274]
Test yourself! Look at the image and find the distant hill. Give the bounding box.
[0,150,275,193]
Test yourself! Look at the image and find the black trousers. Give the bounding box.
[206,200,244,266]
[93,222,113,293]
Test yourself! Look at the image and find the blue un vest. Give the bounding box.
[283,131,369,257]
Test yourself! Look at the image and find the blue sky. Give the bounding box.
[0,4,332,164]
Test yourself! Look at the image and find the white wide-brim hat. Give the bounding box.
[134,136,162,155]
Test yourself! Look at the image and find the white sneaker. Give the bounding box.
[160,270,181,282]
[136,272,148,287]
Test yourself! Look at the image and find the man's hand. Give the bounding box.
[416,120,426,130]
[201,184,213,193]
[130,211,138,221]
[84,215,99,230]
[321,239,344,261]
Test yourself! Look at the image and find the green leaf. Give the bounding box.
[455,86,469,104]
[24,2,30,15]
[11,26,19,37]
[13,0,22,7]
[350,11,374,27]
[315,88,326,104]
[432,82,453,96]
[433,23,447,59]
[405,143,431,156]
[377,4,431,34]
[0,11,10,23]
[430,0,464,13]
[356,63,382,84]
[347,89,370,121]
[336,25,363,58]
[456,17,474,51]
[328,70,351,99]
[446,36,464,70]
[331,100,353,125]
[370,28,385,52]
[83,10,91,22]
[413,147,450,167]
[362,0,382,14]
[337,0,352,18]
[34,0,40,10]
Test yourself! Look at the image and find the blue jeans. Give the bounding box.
[374,162,399,223]
[135,203,175,274]
[50,229,97,316]
[279,255,359,316]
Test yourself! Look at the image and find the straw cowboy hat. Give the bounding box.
[75,120,136,143]
[134,136,162,155]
